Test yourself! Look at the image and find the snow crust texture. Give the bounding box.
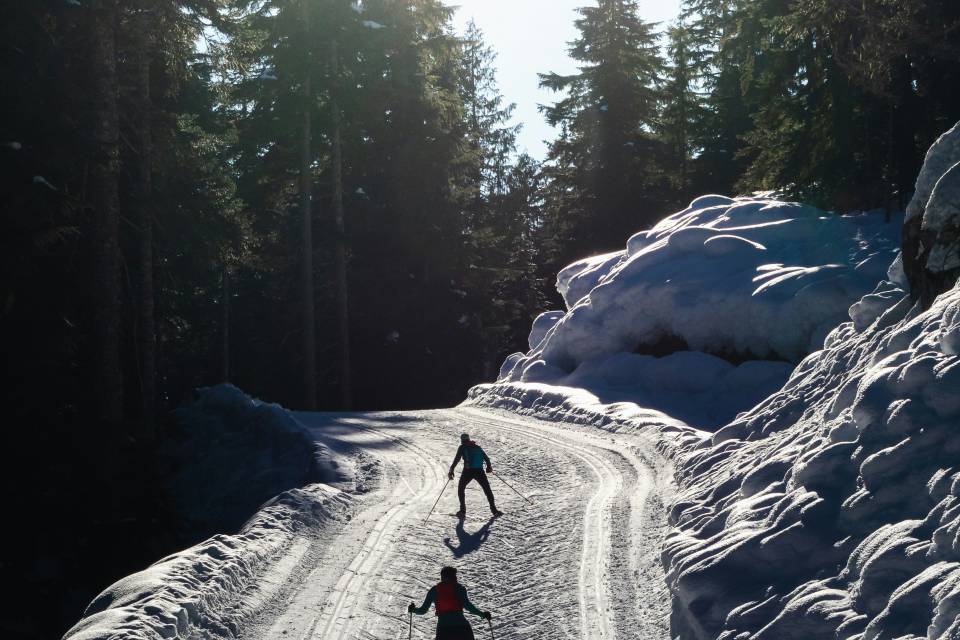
[499,196,900,427]
[663,276,960,640]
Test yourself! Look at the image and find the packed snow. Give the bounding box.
[66,407,677,640]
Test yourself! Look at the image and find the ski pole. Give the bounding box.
[488,617,495,640]
[424,477,451,522]
[493,471,533,505]
[409,611,413,640]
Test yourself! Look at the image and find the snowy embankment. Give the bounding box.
[660,123,960,640]
[163,384,337,533]
[474,194,900,428]
[65,385,351,640]
[469,122,960,639]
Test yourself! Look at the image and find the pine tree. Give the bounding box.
[659,20,708,200]
[88,0,124,425]
[539,0,667,256]
[455,22,549,378]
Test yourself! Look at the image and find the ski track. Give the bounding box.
[240,407,672,640]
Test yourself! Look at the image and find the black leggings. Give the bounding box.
[458,469,497,512]
[437,623,475,640]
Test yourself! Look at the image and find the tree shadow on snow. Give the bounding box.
[443,517,495,558]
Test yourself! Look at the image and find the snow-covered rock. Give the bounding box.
[473,123,960,639]
[492,196,900,427]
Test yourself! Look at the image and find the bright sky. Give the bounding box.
[447,0,683,160]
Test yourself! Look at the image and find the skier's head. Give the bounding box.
[460,433,470,444]
[440,566,458,584]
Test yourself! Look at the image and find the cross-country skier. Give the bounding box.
[448,432,502,518]
[408,566,492,640]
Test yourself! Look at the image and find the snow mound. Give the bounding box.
[660,272,960,639]
[64,484,353,640]
[495,196,900,427]
[164,384,333,534]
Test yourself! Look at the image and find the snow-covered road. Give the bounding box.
[240,406,674,640]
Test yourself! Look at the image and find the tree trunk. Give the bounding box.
[134,7,156,434]
[330,39,352,410]
[222,264,230,382]
[300,0,318,410]
[89,0,123,425]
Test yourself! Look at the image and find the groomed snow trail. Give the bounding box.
[240,406,673,640]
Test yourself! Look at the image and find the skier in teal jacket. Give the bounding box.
[409,566,491,640]
[448,432,501,518]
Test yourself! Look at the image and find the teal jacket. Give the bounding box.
[449,441,490,473]
[411,584,485,628]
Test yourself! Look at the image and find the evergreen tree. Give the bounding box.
[678,0,751,194]
[659,20,708,200]
[456,22,548,378]
[539,0,667,257]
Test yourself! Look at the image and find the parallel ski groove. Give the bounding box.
[240,408,671,640]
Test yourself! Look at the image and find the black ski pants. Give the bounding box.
[458,468,497,513]
[436,623,475,640]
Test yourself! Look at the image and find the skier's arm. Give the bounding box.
[448,445,464,478]
[409,586,436,615]
[481,448,492,472]
[458,585,488,618]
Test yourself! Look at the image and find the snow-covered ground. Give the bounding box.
[65,405,677,640]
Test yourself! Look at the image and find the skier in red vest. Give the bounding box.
[448,432,502,518]
[408,566,492,639]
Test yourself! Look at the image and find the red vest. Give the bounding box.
[434,582,463,615]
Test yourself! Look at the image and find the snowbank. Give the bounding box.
[662,275,960,639]
[494,196,900,427]
[64,485,352,640]
[64,385,354,640]
[164,384,333,534]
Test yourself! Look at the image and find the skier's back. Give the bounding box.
[409,566,491,639]
[448,433,501,518]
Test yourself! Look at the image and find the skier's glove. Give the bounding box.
[483,611,492,620]
[448,470,454,480]
[408,603,415,613]
[486,464,493,473]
